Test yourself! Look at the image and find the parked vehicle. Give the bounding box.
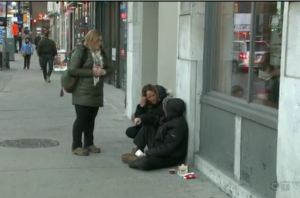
[231,40,269,73]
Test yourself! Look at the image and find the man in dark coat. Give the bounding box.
[37,31,57,82]
[122,98,189,171]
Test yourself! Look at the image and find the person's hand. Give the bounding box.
[139,153,146,158]
[93,67,101,77]
[140,97,147,107]
[134,118,141,125]
[98,68,106,76]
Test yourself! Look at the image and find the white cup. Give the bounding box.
[135,149,144,157]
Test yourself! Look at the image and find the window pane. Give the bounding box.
[212,2,252,100]
[252,2,283,109]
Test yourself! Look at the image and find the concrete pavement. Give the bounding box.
[0,54,228,198]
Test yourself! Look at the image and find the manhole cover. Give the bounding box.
[0,139,59,148]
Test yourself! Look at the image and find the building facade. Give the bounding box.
[47,1,128,90]
[44,2,299,197]
[125,2,296,198]
[31,2,49,39]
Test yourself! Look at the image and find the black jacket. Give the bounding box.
[34,36,41,46]
[138,98,188,159]
[37,37,57,57]
[134,85,167,118]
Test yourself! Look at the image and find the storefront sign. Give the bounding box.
[38,13,49,21]
[0,2,6,26]
[234,25,251,32]
[0,2,6,18]
[112,48,116,61]
[54,50,68,72]
[120,2,127,21]
[121,47,126,58]
[23,14,27,23]
[0,27,3,44]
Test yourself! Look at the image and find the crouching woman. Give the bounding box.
[122,98,189,171]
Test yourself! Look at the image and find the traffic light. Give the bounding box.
[33,19,37,24]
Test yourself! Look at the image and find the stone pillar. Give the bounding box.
[126,2,159,119]
[176,2,205,165]
[276,2,300,198]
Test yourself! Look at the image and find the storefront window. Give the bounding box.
[211,2,283,109]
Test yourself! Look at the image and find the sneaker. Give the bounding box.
[46,76,51,83]
[86,145,101,153]
[72,147,89,156]
[121,153,138,164]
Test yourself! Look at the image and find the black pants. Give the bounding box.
[72,105,99,150]
[133,125,157,151]
[129,156,183,171]
[125,126,141,139]
[39,54,54,79]
[129,125,182,171]
[23,54,31,69]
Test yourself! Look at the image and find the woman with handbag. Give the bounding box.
[68,29,112,156]
[20,36,34,69]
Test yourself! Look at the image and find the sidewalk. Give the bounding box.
[0,54,228,198]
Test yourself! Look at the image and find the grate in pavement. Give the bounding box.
[0,139,59,148]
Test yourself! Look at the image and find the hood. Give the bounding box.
[163,98,186,119]
[155,85,167,102]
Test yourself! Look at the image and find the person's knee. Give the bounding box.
[125,126,136,139]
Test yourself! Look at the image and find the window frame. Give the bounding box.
[201,2,278,130]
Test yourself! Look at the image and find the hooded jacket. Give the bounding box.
[21,39,34,55]
[138,98,188,159]
[134,85,168,118]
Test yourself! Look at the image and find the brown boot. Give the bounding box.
[122,153,138,164]
[72,147,89,156]
[86,145,101,153]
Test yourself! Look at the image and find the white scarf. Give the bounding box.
[90,50,104,86]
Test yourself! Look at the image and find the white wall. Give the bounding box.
[126,2,159,118]
[277,2,300,198]
[157,2,179,93]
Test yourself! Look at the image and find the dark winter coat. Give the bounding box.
[134,85,168,118]
[34,36,41,46]
[69,45,112,107]
[37,37,57,57]
[138,98,188,159]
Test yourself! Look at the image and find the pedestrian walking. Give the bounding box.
[67,29,112,156]
[34,34,41,51]
[37,31,57,83]
[20,36,34,69]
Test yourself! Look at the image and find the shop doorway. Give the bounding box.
[96,2,127,90]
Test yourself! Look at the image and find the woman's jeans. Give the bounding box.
[125,126,142,139]
[72,105,99,150]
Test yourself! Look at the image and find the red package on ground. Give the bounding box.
[183,173,196,179]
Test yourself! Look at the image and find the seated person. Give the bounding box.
[121,98,188,171]
[125,84,169,140]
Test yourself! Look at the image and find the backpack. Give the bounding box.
[60,47,88,95]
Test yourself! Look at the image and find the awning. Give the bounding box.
[67,2,84,8]
[46,11,59,19]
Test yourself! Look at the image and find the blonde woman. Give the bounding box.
[69,29,112,156]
